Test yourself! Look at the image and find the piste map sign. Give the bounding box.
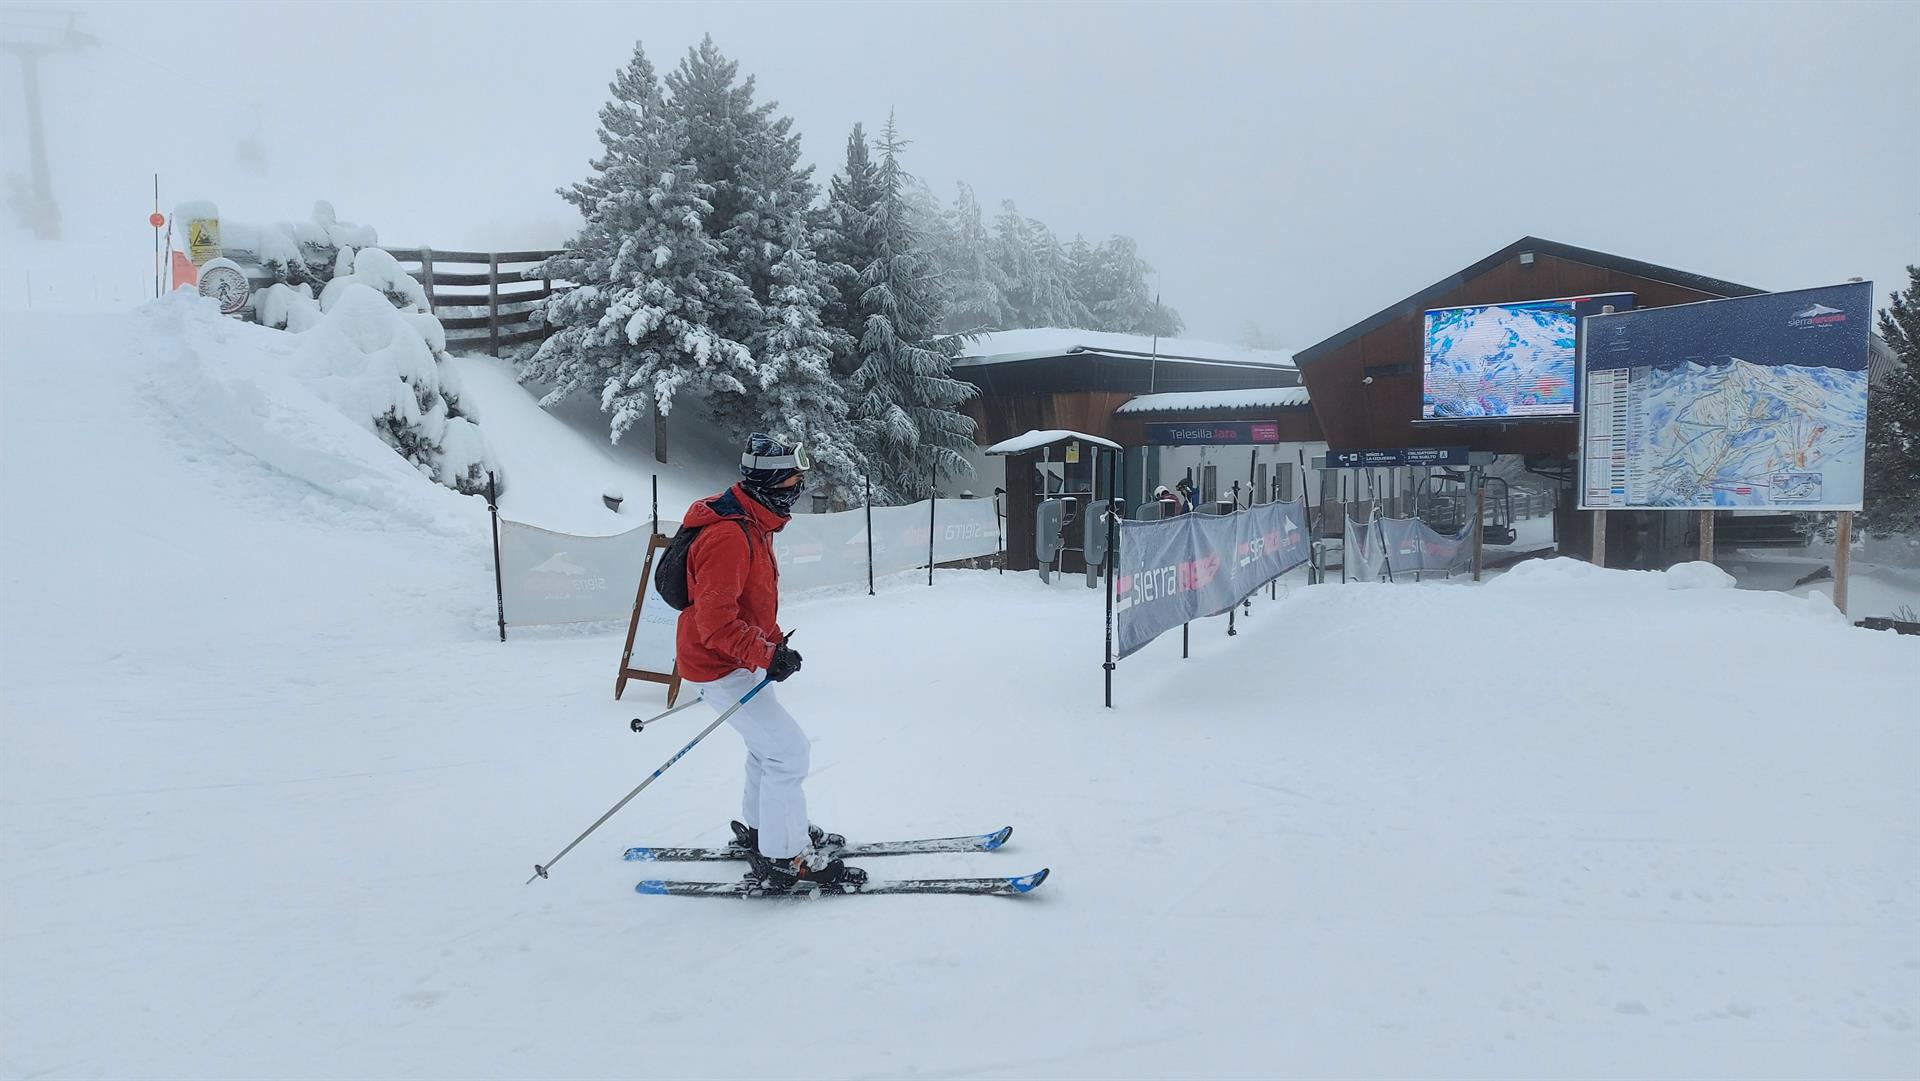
[1142,420,1282,445]
[1580,282,1871,511]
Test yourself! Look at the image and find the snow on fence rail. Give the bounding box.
[493,497,1004,631]
[220,242,565,356]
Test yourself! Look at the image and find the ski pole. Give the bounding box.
[629,694,706,734]
[529,674,774,884]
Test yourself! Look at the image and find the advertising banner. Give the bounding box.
[500,498,1003,630]
[772,498,1000,593]
[1345,514,1471,580]
[1580,282,1872,511]
[1114,498,1310,658]
[497,519,654,627]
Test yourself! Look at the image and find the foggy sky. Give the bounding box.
[7,0,1917,346]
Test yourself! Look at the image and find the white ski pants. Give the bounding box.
[693,668,811,860]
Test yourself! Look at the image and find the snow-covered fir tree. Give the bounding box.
[936,183,1010,333]
[849,115,977,500]
[819,123,881,378]
[1064,234,1101,322]
[1084,235,1183,335]
[1018,216,1090,329]
[663,35,859,473]
[752,223,868,508]
[991,200,1039,327]
[523,43,760,449]
[1863,265,1920,538]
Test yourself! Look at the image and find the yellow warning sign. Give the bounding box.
[1065,442,1081,464]
[187,218,221,264]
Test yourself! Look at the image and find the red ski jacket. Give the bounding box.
[675,485,786,683]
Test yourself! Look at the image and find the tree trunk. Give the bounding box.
[653,400,668,465]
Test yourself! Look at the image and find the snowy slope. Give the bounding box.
[451,354,740,535]
[3,301,1918,1080]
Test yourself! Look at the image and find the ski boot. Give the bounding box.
[745,848,868,892]
[729,820,846,853]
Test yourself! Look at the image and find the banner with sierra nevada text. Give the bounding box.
[1115,498,1311,659]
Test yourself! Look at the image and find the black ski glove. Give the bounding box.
[767,641,803,682]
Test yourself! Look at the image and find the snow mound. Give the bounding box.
[1664,560,1737,590]
[140,291,484,534]
[1487,555,1661,590]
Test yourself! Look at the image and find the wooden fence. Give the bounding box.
[382,248,565,356]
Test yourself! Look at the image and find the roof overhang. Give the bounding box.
[984,429,1124,456]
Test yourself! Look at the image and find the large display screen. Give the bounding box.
[1422,293,1633,420]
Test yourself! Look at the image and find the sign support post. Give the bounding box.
[1698,510,1715,563]
[1592,509,1608,568]
[1834,511,1853,616]
[1472,467,1485,581]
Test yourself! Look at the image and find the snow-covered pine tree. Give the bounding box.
[664,34,859,468]
[523,43,760,451]
[819,123,881,378]
[752,223,867,508]
[937,183,1010,333]
[1863,265,1920,538]
[850,115,978,501]
[1081,236,1184,335]
[1064,234,1101,328]
[1021,217,1090,329]
[991,200,1038,327]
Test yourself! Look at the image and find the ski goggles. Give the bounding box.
[740,443,811,472]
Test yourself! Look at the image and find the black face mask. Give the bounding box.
[745,478,804,516]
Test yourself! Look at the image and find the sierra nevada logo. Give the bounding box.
[1788,302,1848,329]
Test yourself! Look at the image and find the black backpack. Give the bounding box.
[654,518,752,611]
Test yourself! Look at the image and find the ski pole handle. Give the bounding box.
[529,675,773,884]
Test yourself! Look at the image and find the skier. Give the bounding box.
[676,433,861,890]
[1154,484,1186,515]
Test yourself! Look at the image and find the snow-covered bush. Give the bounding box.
[186,199,498,498]
[291,280,498,495]
[222,201,377,296]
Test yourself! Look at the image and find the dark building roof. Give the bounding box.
[1294,237,1765,367]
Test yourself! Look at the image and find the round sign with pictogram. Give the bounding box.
[197,258,251,315]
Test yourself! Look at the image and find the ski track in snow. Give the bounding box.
[3,301,1918,1080]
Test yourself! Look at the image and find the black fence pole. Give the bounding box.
[865,475,875,596]
[1103,451,1117,708]
[928,471,936,587]
[651,474,659,537]
[487,471,506,642]
[993,487,1004,574]
[1182,622,1189,659]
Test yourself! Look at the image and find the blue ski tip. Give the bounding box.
[1009,868,1049,894]
[982,826,1013,851]
[623,847,656,862]
[635,880,669,895]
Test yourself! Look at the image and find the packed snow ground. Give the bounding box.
[3,300,1918,1080]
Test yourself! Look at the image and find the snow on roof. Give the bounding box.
[1116,386,1312,415]
[956,328,1296,370]
[984,429,1123,455]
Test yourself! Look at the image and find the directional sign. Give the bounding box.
[1325,446,1470,468]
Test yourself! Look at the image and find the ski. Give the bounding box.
[635,868,1049,898]
[623,826,1013,863]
